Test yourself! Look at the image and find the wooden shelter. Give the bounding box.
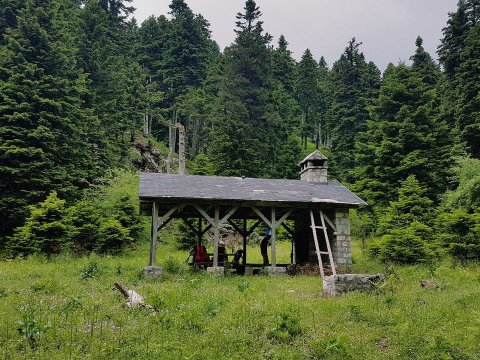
[139,151,366,275]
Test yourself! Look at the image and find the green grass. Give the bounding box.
[0,240,479,359]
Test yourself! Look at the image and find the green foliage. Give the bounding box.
[96,217,132,254]
[7,192,71,257]
[434,210,480,262]
[354,44,451,206]
[80,260,100,280]
[377,225,431,264]
[269,310,302,342]
[163,257,186,275]
[329,38,380,181]
[16,304,50,349]
[113,196,144,243]
[0,0,99,237]
[68,200,100,254]
[175,219,198,250]
[438,0,480,157]
[371,176,436,264]
[443,157,480,212]
[190,153,215,175]
[310,336,351,359]
[378,175,434,232]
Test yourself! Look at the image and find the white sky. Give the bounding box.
[131,0,458,71]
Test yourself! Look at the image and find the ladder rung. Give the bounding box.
[318,251,330,255]
[310,226,325,229]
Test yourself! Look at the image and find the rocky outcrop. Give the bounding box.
[133,141,167,173]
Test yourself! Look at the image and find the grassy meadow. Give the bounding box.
[0,239,479,359]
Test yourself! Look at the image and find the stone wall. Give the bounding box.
[333,208,352,265]
[300,167,327,183]
[323,274,385,296]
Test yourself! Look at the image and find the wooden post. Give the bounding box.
[271,207,276,267]
[197,217,202,245]
[213,205,220,267]
[149,202,159,266]
[243,218,247,265]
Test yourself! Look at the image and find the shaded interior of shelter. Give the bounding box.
[140,202,339,271]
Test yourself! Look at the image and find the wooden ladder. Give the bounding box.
[309,210,336,279]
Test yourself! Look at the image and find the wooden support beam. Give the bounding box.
[281,222,294,237]
[149,202,159,267]
[323,212,336,232]
[246,219,262,236]
[271,207,276,267]
[201,224,212,237]
[193,204,215,226]
[275,209,293,228]
[181,218,198,234]
[227,219,243,235]
[157,205,179,231]
[252,207,272,227]
[219,207,238,225]
[197,217,202,244]
[213,205,220,267]
[243,218,247,265]
[158,217,173,232]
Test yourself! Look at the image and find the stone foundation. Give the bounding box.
[323,274,385,296]
[143,266,162,278]
[265,266,287,276]
[207,266,225,276]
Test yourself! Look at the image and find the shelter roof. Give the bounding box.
[139,173,366,208]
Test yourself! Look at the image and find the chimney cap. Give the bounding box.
[299,150,328,166]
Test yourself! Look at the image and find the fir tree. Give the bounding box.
[271,35,296,93]
[295,49,319,148]
[328,38,380,181]
[208,0,275,177]
[354,38,451,207]
[438,0,480,157]
[160,0,215,105]
[7,191,71,257]
[0,0,97,237]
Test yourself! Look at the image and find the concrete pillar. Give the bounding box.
[333,208,352,265]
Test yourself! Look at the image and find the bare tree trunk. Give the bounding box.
[177,123,186,175]
[167,110,176,174]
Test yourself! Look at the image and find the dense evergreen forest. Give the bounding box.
[0,0,479,261]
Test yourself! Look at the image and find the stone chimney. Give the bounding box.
[299,150,328,183]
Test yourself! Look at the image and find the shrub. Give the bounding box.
[442,157,480,212]
[269,310,302,342]
[113,196,144,244]
[96,218,132,254]
[163,257,186,275]
[378,175,434,233]
[7,192,72,257]
[80,260,101,280]
[68,200,100,254]
[17,305,50,349]
[434,210,480,262]
[377,227,430,264]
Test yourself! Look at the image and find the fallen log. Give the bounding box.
[114,282,156,313]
